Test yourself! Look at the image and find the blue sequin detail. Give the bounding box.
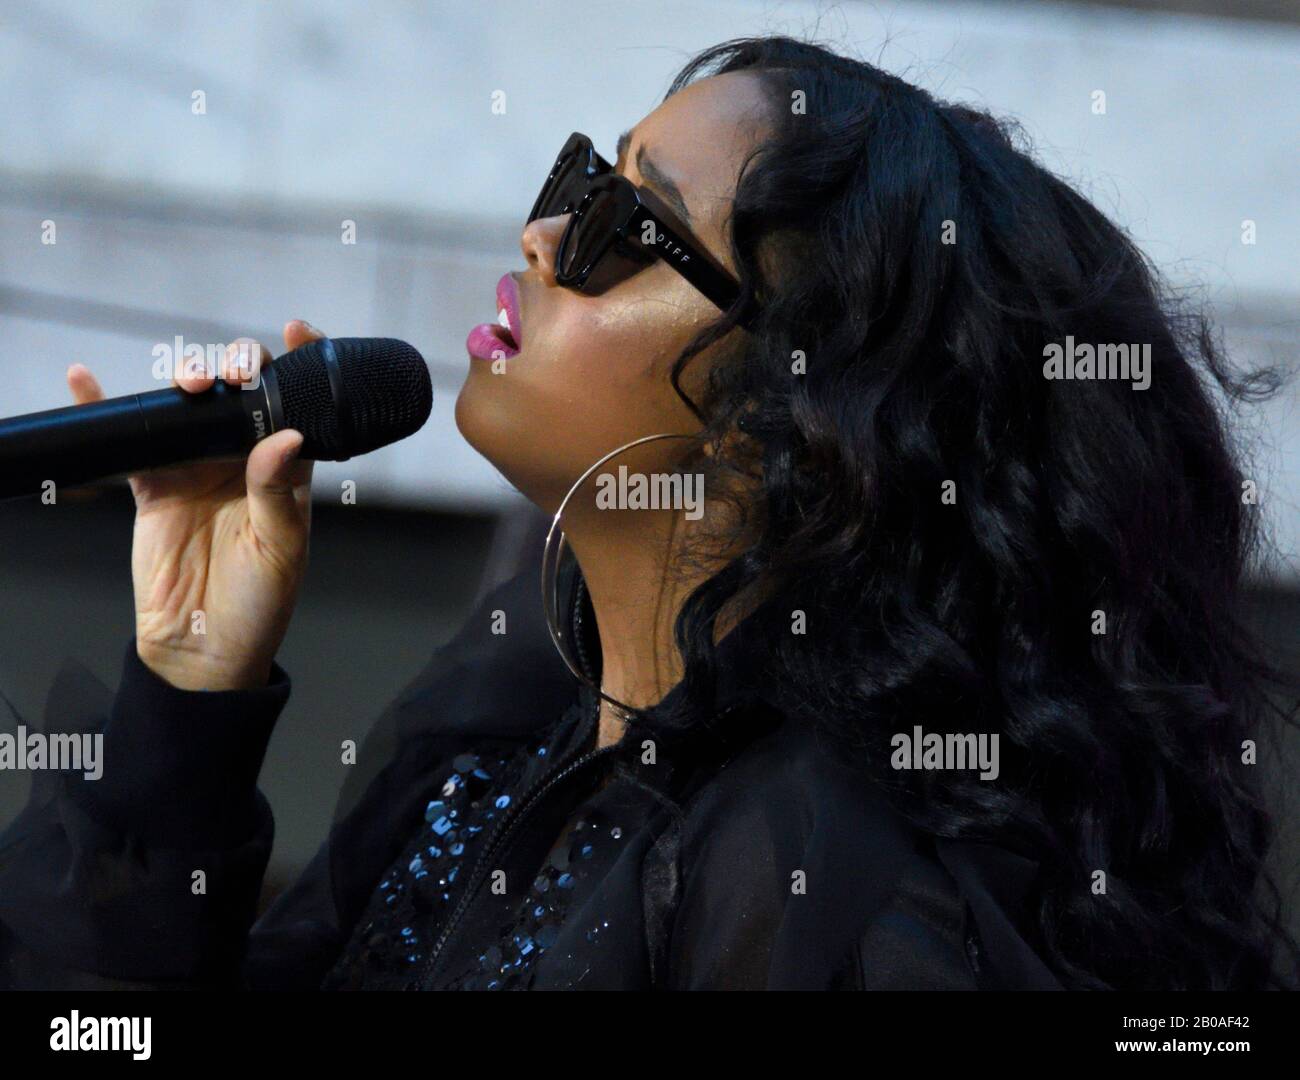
[325,722,623,992]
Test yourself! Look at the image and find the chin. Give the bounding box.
[452,371,481,443]
[453,371,505,470]
[454,375,564,515]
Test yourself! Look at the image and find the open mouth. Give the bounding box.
[495,272,523,348]
[465,273,523,362]
[491,307,519,351]
[466,320,519,362]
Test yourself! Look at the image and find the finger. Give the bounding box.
[284,451,315,497]
[245,429,312,557]
[283,319,326,352]
[222,338,269,387]
[174,349,216,395]
[67,364,105,405]
[68,364,154,501]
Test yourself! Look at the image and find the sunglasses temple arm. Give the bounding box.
[631,206,747,321]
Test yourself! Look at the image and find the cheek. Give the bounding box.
[456,282,704,509]
[545,281,709,422]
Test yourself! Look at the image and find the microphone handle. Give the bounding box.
[0,368,284,500]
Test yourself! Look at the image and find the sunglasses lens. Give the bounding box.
[560,188,619,280]
[529,155,565,221]
[531,143,595,222]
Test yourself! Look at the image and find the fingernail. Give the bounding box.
[300,319,320,335]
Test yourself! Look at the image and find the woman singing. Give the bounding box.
[1,35,1295,990]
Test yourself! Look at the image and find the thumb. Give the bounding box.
[245,429,311,557]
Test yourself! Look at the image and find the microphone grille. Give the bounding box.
[273,338,433,459]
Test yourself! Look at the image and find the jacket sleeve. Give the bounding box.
[0,556,577,990]
[0,638,291,988]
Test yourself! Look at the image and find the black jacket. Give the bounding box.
[0,556,1061,990]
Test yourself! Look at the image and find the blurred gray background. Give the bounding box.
[1,1,1297,914]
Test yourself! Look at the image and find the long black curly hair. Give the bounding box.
[640,34,1299,990]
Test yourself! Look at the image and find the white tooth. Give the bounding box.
[498,308,511,330]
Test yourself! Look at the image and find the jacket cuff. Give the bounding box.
[66,636,292,850]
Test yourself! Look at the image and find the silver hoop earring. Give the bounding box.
[540,431,694,717]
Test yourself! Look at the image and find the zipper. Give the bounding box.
[416,577,601,988]
[416,690,611,989]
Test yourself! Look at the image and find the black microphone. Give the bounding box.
[0,337,433,501]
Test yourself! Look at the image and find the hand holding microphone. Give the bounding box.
[51,321,432,691]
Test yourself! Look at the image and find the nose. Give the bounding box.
[520,214,569,286]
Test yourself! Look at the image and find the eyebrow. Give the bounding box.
[616,128,693,227]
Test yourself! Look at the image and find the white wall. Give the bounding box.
[1,1,1296,567]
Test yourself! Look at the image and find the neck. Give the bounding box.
[554,440,758,751]
[565,509,698,750]
[566,493,759,748]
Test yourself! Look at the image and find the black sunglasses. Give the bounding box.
[527,131,753,326]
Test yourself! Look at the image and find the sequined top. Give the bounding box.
[322,717,596,989]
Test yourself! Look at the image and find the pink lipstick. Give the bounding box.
[466,273,522,362]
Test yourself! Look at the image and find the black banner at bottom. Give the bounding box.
[0,988,1291,1066]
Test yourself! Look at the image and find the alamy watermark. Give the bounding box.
[1042,336,1150,390]
[50,1011,150,1060]
[891,724,1000,780]
[151,336,262,388]
[594,466,704,520]
[0,726,102,780]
